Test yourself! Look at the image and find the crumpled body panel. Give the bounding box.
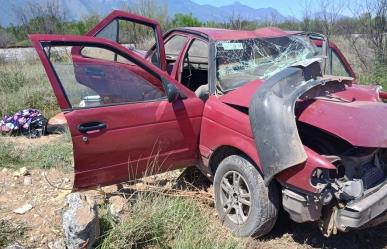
[249,65,323,184]
[298,99,387,148]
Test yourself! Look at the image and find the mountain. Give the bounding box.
[0,0,290,27]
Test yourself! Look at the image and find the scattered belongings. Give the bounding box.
[0,108,47,138]
[47,112,67,134]
[13,203,33,214]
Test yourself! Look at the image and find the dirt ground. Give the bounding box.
[0,138,387,249]
[0,165,386,249]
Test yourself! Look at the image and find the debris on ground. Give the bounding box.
[4,243,25,249]
[62,193,100,249]
[12,167,29,178]
[0,108,47,138]
[47,112,67,134]
[108,195,127,217]
[23,175,32,186]
[12,204,33,215]
[48,239,66,249]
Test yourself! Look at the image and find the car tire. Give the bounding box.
[214,155,279,237]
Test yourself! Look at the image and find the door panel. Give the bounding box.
[29,34,203,189]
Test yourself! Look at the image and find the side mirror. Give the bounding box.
[162,79,185,102]
[166,83,180,102]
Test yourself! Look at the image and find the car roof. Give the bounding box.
[169,27,304,41]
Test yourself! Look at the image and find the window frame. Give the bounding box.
[164,34,189,60]
[178,37,209,86]
[42,41,168,111]
[93,18,161,66]
[329,48,352,77]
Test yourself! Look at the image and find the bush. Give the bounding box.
[358,62,387,89]
[0,132,73,169]
[0,62,60,118]
[170,13,203,28]
[0,220,26,247]
[0,29,15,48]
[97,195,243,249]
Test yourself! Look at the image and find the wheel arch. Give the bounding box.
[208,145,263,177]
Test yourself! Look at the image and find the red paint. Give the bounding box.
[276,146,336,193]
[29,34,203,189]
[254,27,303,38]
[380,91,387,100]
[30,11,387,195]
[219,79,264,107]
[299,99,387,148]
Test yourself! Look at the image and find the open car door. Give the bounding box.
[29,34,204,190]
[83,10,167,71]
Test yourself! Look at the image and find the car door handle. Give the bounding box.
[78,122,107,134]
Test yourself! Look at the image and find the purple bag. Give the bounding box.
[0,108,47,138]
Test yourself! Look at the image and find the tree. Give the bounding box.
[13,0,66,34]
[171,13,202,27]
[123,0,169,29]
[317,0,347,36]
[0,28,14,48]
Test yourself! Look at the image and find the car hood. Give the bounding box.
[219,62,387,183]
[220,80,387,148]
[220,80,387,149]
[298,99,387,148]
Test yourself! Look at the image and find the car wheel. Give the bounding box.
[214,155,279,237]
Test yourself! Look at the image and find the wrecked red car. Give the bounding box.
[30,10,387,238]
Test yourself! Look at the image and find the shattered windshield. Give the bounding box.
[215,35,318,92]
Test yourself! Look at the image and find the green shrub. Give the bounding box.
[97,195,243,249]
[0,62,60,118]
[0,68,26,93]
[0,140,23,167]
[357,63,387,89]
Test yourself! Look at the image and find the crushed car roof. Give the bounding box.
[177,27,303,40]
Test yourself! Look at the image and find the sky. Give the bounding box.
[191,0,358,18]
[192,0,302,17]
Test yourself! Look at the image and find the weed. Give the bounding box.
[0,140,22,166]
[0,132,73,169]
[0,62,59,119]
[97,194,244,249]
[0,219,27,247]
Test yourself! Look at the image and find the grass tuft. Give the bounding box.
[97,194,244,249]
[0,131,73,169]
[0,219,27,247]
[0,61,60,119]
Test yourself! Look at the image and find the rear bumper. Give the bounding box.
[335,182,387,231]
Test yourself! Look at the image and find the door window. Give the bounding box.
[331,50,350,77]
[44,44,166,109]
[165,35,188,58]
[162,35,188,73]
[95,19,160,67]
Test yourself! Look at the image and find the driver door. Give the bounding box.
[30,34,203,190]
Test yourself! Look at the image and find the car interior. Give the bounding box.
[180,39,209,100]
[150,35,210,100]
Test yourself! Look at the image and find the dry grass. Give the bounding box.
[93,168,247,249]
[0,219,27,248]
[0,132,73,169]
[0,60,59,119]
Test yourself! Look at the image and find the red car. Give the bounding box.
[30,11,387,237]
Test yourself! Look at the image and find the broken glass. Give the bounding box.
[215,35,319,92]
